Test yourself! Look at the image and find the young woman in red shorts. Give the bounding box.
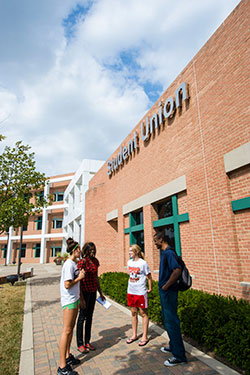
[126,244,152,346]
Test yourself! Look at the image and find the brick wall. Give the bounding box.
[85,0,249,299]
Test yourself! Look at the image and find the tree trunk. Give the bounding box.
[4,231,9,266]
[17,225,23,278]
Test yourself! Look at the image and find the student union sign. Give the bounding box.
[107,82,190,177]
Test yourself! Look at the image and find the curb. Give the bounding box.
[19,278,34,375]
[106,296,241,375]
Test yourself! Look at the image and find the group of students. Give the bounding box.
[57,231,187,375]
[58,239,105,375]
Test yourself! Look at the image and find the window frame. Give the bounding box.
[124,209,145,252]
[153,194,189,256]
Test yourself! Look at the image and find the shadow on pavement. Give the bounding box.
[31,275,61,311]
[112,342,169,375]
[31,275,60,286]
[111,342,201,375]
[32,297,61,311]
[75,324,131,366]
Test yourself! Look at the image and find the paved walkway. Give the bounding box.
[1,264,240,375]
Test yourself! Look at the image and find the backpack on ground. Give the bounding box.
[176,256,192,291]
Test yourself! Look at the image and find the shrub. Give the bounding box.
[99,272,250,375]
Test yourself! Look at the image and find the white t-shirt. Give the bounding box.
[60,259,80,307]
[127,258,151,295]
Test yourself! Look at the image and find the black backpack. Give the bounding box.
[176,256,192,291]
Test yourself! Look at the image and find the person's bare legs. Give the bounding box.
[131,307,138,339]
[66,330,73,359]
[139,307,149,342]
[59,307,78,368]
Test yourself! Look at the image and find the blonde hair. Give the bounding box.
[131,244,144,260]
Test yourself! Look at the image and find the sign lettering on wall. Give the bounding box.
[107,82,189,176]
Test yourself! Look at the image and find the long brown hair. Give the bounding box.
[81,242,96,258]
[130,244,144,260]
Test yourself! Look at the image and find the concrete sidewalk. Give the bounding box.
[16,264,240,375]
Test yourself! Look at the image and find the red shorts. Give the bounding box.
[127,293,148,309]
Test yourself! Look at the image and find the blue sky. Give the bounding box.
[63,4,90,40]
[0,0,241,175]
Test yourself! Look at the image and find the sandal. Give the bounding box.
[126,337,138,344]
[138,339,149,346]
[85,343,96,351]
[77,345,89,353]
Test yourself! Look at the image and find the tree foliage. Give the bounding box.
[0,141,48,234]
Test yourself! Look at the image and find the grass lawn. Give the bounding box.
[0,282,26,375]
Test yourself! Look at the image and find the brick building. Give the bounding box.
[0,173,74,265]
[0,159,103,265]
[85,0,250,299]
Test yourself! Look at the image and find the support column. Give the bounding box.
[6,226,14,265]
[74,220,80,244]
[62,237,67,255]
[40,183,49,264]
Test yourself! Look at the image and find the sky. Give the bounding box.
[0,0,241,176]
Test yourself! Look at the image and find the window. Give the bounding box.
[153,195,189,256]
[33,243,41,258]
[37,191,44,202]
[20,244,26,258]
[124,209,144,252]
[51,246,61,257]
[134,210,143,225]
[157,198,173,219]
[54,191,64,202]
[23,224,28,231]
[2,245,7,259]
[23,193,31,202]
[133,231,144,252]
[36,216,42,230]
[52,218,63,229]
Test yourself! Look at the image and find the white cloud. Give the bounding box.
[0,0,241,176]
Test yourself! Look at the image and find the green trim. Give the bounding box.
[32,243,41,258]
[153,213,189,227]
[124,224,144,233]
[35,216,42,230]
[232,197,250,212]
[53,218,63,229]
[51,245,62,257]
[54,191,64,202]
[125,212,144,245]
[153,195,189,256]
[2,245,7,259]
[16,244,26,258]
[124,196,189,255]
[38,191,44,201]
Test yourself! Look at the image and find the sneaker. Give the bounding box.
[160,346,172,353]
[57,364,78,375]
[164,356,187,367]
[66,353,81,366]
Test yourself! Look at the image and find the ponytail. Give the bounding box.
[66,237,79,254]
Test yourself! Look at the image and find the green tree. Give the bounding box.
[0,141,49,273]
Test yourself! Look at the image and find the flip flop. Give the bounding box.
[126,337,138,344]
[77,345,89,353]
[138,339,149,346]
